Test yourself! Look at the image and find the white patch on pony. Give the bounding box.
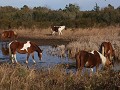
[21,41,31,52]
[96,51,107,66]
[58,26,65,35]
[90,50,94,54]
[90,50,107,66]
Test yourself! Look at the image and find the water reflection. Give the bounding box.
[1,42,9,56]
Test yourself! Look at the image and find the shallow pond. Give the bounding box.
[0,41,120,72]
[0,42,75,69]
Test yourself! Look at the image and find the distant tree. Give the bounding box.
[104,4,114,11]
[21,5,30,11]
[94,3,100,12]
[117,6,120,12]
[63,3,80,12]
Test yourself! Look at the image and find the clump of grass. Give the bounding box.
[0,63,119,90]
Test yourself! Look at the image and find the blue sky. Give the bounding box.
[0,0,120,11]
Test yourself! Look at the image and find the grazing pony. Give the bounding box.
[51,26,66,35]
[1,30,18,41]
[99,42,115,66]
[9,40,42,64]
[75,50,112,73]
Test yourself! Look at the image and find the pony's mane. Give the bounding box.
[31,42,42,53]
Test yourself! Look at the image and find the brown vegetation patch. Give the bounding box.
[0,63,119,90]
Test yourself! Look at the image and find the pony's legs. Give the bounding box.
[14,54,18,63]
[96,65,99,75]
[11,53,18,63]
[31,52,36,63]
[11,54,15,63]
[52,31,55,35]
[26,54,30,64]
[60,31,62,35]
[58,30,62,35]
[90,68,94,76]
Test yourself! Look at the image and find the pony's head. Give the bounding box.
[38,50,43,60]
[105,56,112,67]
[106,49,115,66]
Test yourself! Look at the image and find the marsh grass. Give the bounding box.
[66,26,120,60]
[0,63,119,90]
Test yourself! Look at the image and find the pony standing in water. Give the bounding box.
[51,26,66,35]
[75,50,112,73]
[9,40,42,64]
[1,30,18,41]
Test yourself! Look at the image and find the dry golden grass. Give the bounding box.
[0,63,119,90]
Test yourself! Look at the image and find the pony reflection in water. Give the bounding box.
[1,42,9,56]
[9,40,43,64]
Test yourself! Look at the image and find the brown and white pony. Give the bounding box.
[99,42,115,66]
[1,30,18,41]
[75,50,112,73]
[51,26,66,35]
[9,40,42,64]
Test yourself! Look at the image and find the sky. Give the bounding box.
[0,0,120,11]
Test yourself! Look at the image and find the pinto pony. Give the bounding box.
[99,42,115,66]
[75,50,112,73]
[51,26,66,35]
[9,41,42,64]
[1,30,18,41]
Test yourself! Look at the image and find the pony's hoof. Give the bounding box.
[33,62,36,64]
[26,61,28,64]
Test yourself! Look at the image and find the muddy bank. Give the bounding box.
[18,36,71,46]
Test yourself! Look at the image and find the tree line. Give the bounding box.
[0,3,120,29]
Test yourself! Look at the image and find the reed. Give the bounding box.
[0,63,119,90]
